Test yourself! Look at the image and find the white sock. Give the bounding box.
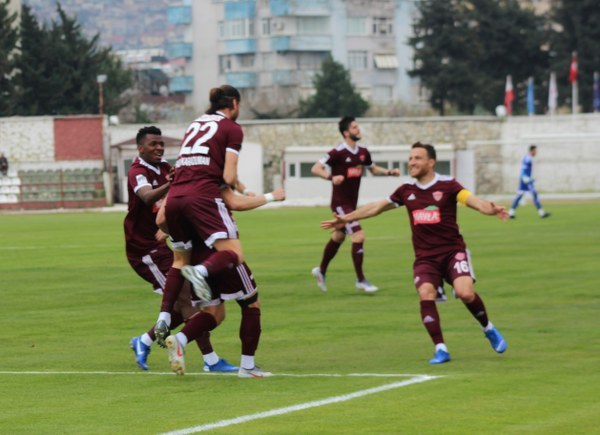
[241,355,255,370]
[157,311,171,326]
[141,333,153,347]
[203,352,219,366]
[175,332,188,347]
[508,209,515,216]
[435,343,448,353]
[195,265,208,277]
[538,208,546,216]
[483,321,494,332]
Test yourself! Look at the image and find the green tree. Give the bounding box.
[0,0,19,115]
[549,0,600,112]
[298,54,368,118]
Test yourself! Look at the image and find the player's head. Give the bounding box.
[529,144,537,156]
[409,142,436,179]
[338,116,361,142]
[206,85,241,121]
[136,126,165,165]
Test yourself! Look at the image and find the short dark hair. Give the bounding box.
[136,126,162,145]
[529,144,537,151]
[412,141,436,160]
[338,116,355,137]
[206,84,241,114]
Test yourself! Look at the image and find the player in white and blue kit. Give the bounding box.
[508,145,550,219]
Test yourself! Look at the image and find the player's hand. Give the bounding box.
[331,175,344,185]
[167,167,176,183]
[320,213,346,231]
[490,202,509,221]
[155,229,169,242]
[388,168,400,176]
[271,187,286,201]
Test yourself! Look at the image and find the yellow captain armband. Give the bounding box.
[457,189,472,206]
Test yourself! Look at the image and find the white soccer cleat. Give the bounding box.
[311,267,327,292]
[238,366,273,379]
[181,265,212,302]
[165,335,185,376]
[356,279,379,293]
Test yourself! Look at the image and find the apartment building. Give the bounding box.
[166,0,421,116]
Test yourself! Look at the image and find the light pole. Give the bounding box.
[97,74,107,115]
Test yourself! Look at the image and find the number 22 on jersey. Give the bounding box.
[179,121,218,156]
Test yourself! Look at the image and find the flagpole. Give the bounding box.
[570,51,578,114]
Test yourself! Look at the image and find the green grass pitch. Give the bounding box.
[1,202,599,433]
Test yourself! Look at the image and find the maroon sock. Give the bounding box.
[202,250,239,276]
[420,300,444,345]
[160,267,184,313]
[194,331,213,355]
[351,242,365,281]
[181,312,217,342]
[170,312,184,330]
[240,307,261,356]
[320,239,341,274]
[464,292,489,328]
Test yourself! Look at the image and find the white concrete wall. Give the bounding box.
[0,117,55,164]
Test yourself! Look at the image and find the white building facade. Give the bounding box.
[166,0,421,116]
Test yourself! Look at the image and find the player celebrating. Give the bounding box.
[321,142,508,364]
[508,145,550,219]
[124,126,235,372]
[311,116,399,293]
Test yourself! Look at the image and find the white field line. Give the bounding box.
[161,375,441,435]
[0,371,434,378]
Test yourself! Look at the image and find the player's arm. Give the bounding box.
[156,195,169,234]
[461,189,508,220]
[136,183,170,205]
[311,161,344,185]
[222,186,285,211]
[233,179,255,196]
[321,198,395,230]
[368,165,400,177]
[223,150,239,188]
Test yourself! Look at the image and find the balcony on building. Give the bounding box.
[170,75,193,93]
[271,35,331,52]
[270,0,330,16]
[167,6,192,25]
[225,39,257,55]
[167,42,193,59]
[225,72,257,89]
[224,0,256,19]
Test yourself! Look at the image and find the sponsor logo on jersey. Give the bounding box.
[433,191,443,201]
[135,174,148,187]
[412,206,441,225]
[347,166,362,178]
[359,154,365,162]
[455,252,466,261]
[408,193,416,200]
[152,180,158,186]
[345,157,352,162]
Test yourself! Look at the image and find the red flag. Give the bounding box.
[569,52,578,84]
[504,75,514,115]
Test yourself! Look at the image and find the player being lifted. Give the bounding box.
[322,142,508,364]
[311,116,399,293]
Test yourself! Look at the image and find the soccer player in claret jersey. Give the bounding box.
[508,145,550,219]
[311,116,400,293]
[154,85,271,377]
[124,126,237,372]
[322,142,508,364]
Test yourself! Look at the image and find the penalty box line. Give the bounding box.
[161,374,442,435]
[0,371,438,378]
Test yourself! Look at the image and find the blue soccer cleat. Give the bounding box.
[130,336,151,370]
[485,327,507,353]
[204,358,239,373]
[428,349,451,365]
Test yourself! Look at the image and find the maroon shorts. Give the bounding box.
[413,250,475,290]
[166,194,239,250]
[126,244,173,293]
[190,262,257,306]
[332,204,362,234]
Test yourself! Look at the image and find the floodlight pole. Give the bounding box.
[97,74,107,115]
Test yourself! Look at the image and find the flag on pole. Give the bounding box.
[548,72,557,115]
[594,71,600,113]
[504,75,514,115]
[526,77,535,115]
[569,52,578,84]
[570,51,578,114]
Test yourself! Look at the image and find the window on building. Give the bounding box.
[372,17,393,35]
[218,19,255,40]
[300,163,317,177]
[261,18,271,35]
[348,51,368,71]
[297,17,328,35]
[219,55,232,74]
[347,17,368,35]
[373,85,394,102]
[238,54,255,68]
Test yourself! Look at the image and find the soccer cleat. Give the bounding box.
[130,336,151,371]
[356,279,379,293]
[154,320,170,348]
[181,265,212,302]
[428,349,451,365]
[311,267,327,292]
[485,327,507,353]
[165,335,185,375]
[509,215,516,219]
[203,358,239,373]
[540,212,551,218]
[238,366,273,379]
[436,286,447,303]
